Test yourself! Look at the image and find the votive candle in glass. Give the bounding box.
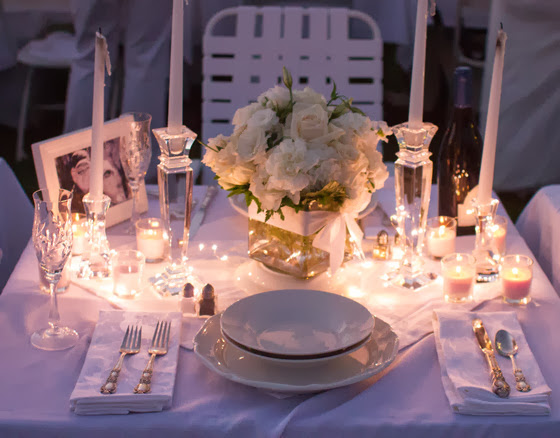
[501,254,533,304]
[136,218,166,263]
[426,216,457,259]
[112,250,145,299]
[442,253,476,303]
[72,213,88,255]
[492,215,507,257]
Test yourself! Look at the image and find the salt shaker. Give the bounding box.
[180,282,196,315]
[197,283,217,316]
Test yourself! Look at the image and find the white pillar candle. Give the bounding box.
[477,29,507,205]
[90,31,111,201]
[408,0,429,129]
[168,0,186,134]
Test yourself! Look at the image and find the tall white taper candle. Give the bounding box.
[168,0,185,135]
[478,29,507,205]
[408,0,429,129]
[90,31,110,201]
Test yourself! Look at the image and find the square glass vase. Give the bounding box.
[248,217,352,279]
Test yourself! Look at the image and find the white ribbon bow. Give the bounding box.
[313,212,364,274]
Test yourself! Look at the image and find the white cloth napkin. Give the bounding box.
[433,310,551,415]
[70,310,182,415]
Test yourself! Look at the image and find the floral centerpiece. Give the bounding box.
[203,68,391,278]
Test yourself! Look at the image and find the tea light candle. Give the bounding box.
[426,216,457,258]
[112,250,145,299]
[442,253,476,303]
[72,213,88,255]
[492,215,507,256]
[136,218,166,262]
[501,254,533,304]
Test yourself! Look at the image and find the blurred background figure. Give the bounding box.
[64,0,173,181]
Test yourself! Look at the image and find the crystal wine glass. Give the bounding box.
[32,188,78,350]
[119,112,152,233]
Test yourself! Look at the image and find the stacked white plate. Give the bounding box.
[194,289,399,393]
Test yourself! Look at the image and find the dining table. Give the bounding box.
[1,181,560,437]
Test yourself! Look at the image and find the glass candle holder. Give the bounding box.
[492,215,507,257]
[71,213,88,256]
[441,253,476,303]
[501,254,533,305]
[112,250,145,299]
[136,218,167,263]
[426,216,457,259]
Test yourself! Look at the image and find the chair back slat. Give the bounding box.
[202,6,384,142]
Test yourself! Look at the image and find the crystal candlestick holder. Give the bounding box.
[151,125,197,295]
[80,193,111,278]
[473,198,501,282]
[390,122,438,289]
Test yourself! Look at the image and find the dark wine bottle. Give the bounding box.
[437,66,483,236]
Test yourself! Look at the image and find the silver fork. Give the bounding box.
[100,325,142,394]
[134,321,171,394]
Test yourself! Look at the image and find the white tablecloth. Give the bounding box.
[516,185,560,295]
[1,184,560,437]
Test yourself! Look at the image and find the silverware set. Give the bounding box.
[100,321,170,395]
[472,319,531,398]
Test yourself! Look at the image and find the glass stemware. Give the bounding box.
[32,188,78,350]
[119,112,152,233]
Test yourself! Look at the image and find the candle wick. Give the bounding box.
[500,22,503,30]
[98,27,102,35]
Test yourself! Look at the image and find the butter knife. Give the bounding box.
[472,319,510,398]
[189,185,217,238]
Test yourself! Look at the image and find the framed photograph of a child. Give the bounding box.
[32,117,148,228]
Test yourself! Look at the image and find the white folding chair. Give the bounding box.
[0,158,33,292]
[201,5,383,145]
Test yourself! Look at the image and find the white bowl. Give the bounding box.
[220,289,374,359]
[195,313,398,394]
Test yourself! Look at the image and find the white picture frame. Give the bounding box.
[32,117,148,228]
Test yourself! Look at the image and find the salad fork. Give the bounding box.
[100,325,142,394]
[134,321,171,394]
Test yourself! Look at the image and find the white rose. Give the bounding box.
[332,111,369,133]
[289,102,329,143]
[258,85,291,109]
[247,108,279,131]
[202,139,253,189]
[293,87,327,107]
[236,125,267,161]
[232,102,262,127]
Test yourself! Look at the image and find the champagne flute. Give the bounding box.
[119,112,152,233]
[32,188,78,350]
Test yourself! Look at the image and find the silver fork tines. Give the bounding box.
[134,321,171,394]
[100,325,142,394]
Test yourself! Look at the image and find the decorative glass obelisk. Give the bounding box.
[151,126,197,295]
[391,123,438,289]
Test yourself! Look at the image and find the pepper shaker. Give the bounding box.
[197,283,217,316]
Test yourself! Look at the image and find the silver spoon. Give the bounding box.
[495,329,531,392]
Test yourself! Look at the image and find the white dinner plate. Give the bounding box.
[194,313,399,394]
[228,193,378,220]
[220,289,374,359]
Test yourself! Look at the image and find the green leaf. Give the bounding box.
[330,82,337,101]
